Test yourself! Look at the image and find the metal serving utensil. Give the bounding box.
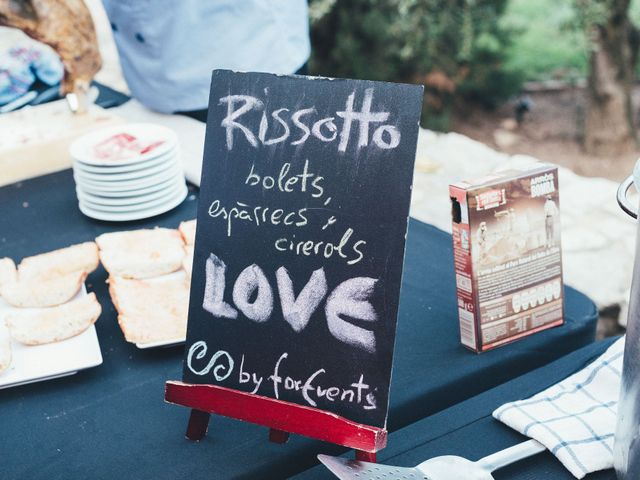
[66,83,99,114]
[318,439,545,480]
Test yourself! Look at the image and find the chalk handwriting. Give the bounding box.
[219,88,400,152]
[326,277,378,353]
[276,266,328,332]
[239,354,263,394]
[220,95,263,149]
[267,352,377,409]
[201,253,378,352]
[208,199,308,237]
[245,160,324,198]
[186,341,234,381]
[188,344,378,410]
[274,227,366,266]
[232,264,273,322]
[202,254,238,319]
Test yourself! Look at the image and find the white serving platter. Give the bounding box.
[0,285,103,389]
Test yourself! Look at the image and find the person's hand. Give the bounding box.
[0,0,102,95]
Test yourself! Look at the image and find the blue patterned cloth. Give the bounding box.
[0,45,63,105]
[494,337,624,478]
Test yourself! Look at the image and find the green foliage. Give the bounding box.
[502,0,640,81]
[309,0,523,130]
[501,0,588,81]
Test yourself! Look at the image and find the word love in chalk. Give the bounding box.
[202,253,378,353]
[220,88,401,152]
[186,344,377,411]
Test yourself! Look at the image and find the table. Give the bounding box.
[0,169,598,479]
[296,337,619,480]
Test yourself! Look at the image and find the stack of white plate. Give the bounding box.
[70,123,188,222]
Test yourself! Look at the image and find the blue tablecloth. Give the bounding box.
[0,169,598,479]
[296,338,619,480]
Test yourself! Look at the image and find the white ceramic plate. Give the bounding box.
[78,183,188,221]
[70,123,178,166]
[136,338,185,349]
[78,182,186,213]
[73,163,183,192]
[73,156,178,183]
[76,179,184,206]
[76,175,179,198]
[72,148,177,175]
[0,285,103,389]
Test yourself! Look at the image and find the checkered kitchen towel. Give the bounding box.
[493,337,624,479]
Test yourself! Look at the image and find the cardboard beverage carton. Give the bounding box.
[449,164,563,352]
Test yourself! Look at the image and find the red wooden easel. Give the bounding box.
[165,380,387,462]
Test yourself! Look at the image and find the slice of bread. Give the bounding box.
[6,292,101,346]
[0,321,11,373]
[96,228,184,279]
[17,242,99,280]
[178,219,196,245]
[0,270,86,308]
[109,272,189,344]
[183,244,194,280]
[0,257,17,290]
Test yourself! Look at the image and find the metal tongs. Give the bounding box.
[318,439,545,479]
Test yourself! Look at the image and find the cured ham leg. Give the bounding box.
[0,0,101,97]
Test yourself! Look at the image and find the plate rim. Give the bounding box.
[73,155,179,183]
[78,183,188,221]
[72,148,178,175]
[69,123,178,166]
[75,175,180,198]
[73,163,183,192]
[78,182,186,212]
[76,179,184,206]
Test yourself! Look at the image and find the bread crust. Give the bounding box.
[1,270,86,308]
[109,273,189,344]
[0,258,17,290]
[97,228,184,279]
[6,292,101,346]
[178,219,197,245]
[17,242,99,280]
[183,244,194,280]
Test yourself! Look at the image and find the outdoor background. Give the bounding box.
[3,0,639,183]
[309,0,640,182]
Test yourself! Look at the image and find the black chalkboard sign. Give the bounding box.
[182,70,423,429]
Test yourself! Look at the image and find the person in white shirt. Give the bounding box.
[102,0,310,119]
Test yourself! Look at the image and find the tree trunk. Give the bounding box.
[584,0,637,157]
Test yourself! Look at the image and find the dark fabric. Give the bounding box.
[0,81,129,112]
[296,338,619,480]
[176,107,208,123]
[0,169,598,479]
[93,81,130,109]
